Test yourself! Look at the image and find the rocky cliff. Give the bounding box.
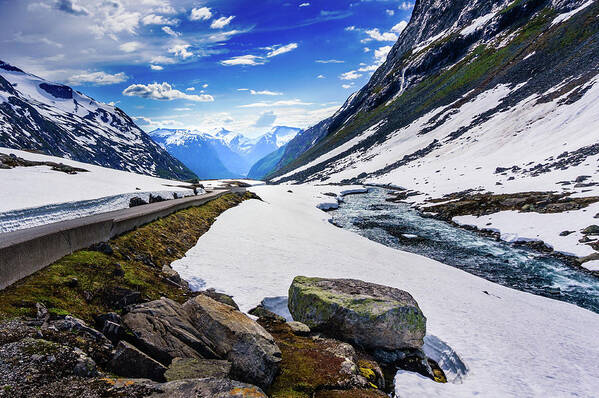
[0,61,195,180]
[268,0,599,191]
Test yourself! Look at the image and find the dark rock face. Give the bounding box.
[288,276,426,351]
[129,196,148,208]
[109,341,167,381]
[0,61,196,180]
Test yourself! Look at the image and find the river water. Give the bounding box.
[330,188,599,314]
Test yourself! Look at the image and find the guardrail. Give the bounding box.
[0,189,234,290]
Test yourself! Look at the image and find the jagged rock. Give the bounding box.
[161,265,189,290]
[129,196,148,208]
[582,225,599,234]
[88,241,114,255]
[122,298,218,364]
[164,357,231,381]
[183,295,282,388]
[149,378,267,397]
[248,304,286,322]
[53,316,111,346]
[286,321,311,336]
[198,288,239,310]
[109,341,167,381]
[288,276,426,351]
[96,312,124,343]
[72,347,98,377]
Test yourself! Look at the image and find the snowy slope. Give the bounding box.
[172,184,599,397]
[0,147,198,232]
[265,0,599,258]
[0,61,194,180]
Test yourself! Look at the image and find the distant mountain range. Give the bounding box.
[149,126,300,179]
[0,61,195,180]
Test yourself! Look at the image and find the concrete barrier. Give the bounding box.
[0,190,236,290]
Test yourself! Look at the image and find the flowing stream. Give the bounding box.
[330,188,599,314]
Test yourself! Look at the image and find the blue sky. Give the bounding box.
[0,0,413,137]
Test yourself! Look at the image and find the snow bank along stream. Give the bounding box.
[172,185,599,398]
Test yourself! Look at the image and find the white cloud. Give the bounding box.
[317,74,325,79]
[150,55,177,65]
[133,116,184,128]
[364,28,398,42]
[250,90,283,96]
[168,43,193,59]
[186,87,195,91]
[299,2,310,7]
[342,84,353,89]
[162,26,181,37]
[266,43,298,58]
[123,82,214,102]
[386,9,395,16]
[398,2,414,10]
[67,71,128,86]
[340,70,362,80]
[345,26,356,31]
[391,21,408,34]
[364,47,371,52]
[142,14,179,26]
[358,64,378,72]
[220,55,265,66]
[210,16,235,29]
[119,41,141,53]
[150,64,163,70]
[189,7,212,21]
[238,99,313,108]
[202,83,209,88]
[374,45,392,62]
[315,59,344,64]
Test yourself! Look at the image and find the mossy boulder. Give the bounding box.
[288,276,426,351]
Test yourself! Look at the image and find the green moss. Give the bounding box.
[0,192,257,323]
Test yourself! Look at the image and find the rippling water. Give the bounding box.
[330,188,599,314]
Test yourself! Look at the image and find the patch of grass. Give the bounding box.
[0,192,257,323]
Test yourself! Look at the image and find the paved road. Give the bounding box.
[0,188,242,289]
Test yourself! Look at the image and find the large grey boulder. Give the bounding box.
[288,276,426,351]
[183,295,282,389]
[109,341,167,381]
[149,377,267,397]
[122,298,218,364]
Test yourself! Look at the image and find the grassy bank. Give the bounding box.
[0,191,258,322]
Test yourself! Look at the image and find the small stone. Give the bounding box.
[88,242,113,255]
[66,277,79,288]
[286,321,310,336]
[248,305,285,322]
[559,231,574,236]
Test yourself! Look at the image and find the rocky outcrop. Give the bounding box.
[256,315,387,397]
[288,276,426,351]
[123,295,281,389]
[183,294,282,388]
[122,297,217,364]
[164,357,231,381]
[109,341,167,381]
[149,377,268,397]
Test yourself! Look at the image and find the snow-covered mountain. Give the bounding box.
[0,61,195,180]
[150,126,300,179]
[269,0,599,196]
